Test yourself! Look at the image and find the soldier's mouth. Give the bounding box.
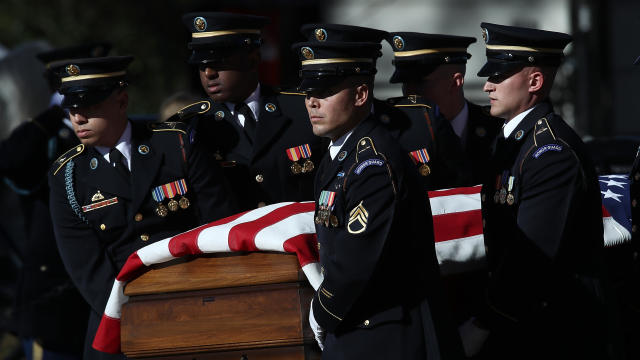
[76,129,91,138]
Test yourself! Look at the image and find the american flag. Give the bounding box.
[599,175,632,246]
[93,179,632,354]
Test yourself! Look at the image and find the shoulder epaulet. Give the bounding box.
[349,136,396,194]
[148,121,187,134]
[533,116,557,147]
[165,100,212,123]
[355,137,379,162]
[386,95,432,108]
[53,144,84,176]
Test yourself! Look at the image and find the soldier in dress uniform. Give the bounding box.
[475,23,619,359]
[298,23,469,191]
[386,32,501,186]
[292,35,462,360]
[0,43,110,360]
[47,56,235,360]
[176,12,325,211]
[384,32,502,356]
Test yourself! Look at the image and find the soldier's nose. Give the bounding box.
[204,67,218,78]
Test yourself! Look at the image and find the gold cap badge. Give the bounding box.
[481,28,489,43]
[66,64,80,76]
[393,36,404,50]
[301,47,314,60]
[315,28,327,41]
[194,17,207,32]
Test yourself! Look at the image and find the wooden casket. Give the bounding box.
[120,252,320,359]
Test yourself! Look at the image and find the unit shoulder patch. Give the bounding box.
[53,144,85,176]
[354,158,385,175]
[149,121,187,134]
[532,143,563,159]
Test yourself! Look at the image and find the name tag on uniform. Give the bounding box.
[82,197,118,212]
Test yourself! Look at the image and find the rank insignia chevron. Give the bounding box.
[347,200,369,234]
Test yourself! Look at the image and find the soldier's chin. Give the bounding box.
[207,91,229,103]
[489,105,504,119]
[311,124,328,138]
[78,136,98,146]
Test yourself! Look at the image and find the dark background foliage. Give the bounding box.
[0,0,324,115]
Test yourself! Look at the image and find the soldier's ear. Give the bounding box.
[452,72,465,90]
[528,70,544,94]
[353,84,369,107]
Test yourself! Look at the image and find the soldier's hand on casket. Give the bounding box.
[458,316,490,357]
[309,299,325,350]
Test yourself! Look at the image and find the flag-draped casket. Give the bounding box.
[101,178,630,358]
[121,253,319,359]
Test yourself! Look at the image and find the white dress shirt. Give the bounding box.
[502,105,538,138]
[329,129,354,160]
[95,121,132,170]
[226,84,261,127]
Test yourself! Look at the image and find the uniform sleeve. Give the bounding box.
[312,157,397,331]
[48,169,119,314]
[186,137,238,223]
[516,143,582,259]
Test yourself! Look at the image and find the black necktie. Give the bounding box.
[235,102,256,143]
[109,148,130,179]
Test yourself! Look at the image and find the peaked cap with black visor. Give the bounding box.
[182,12,269,65]
[385,32,475,83]
[36,42,112,69]
[477,22,572,77]
[49,55,133,109]
[292,23,387,92]
[36,42,112,91]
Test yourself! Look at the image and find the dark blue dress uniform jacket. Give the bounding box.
[0,106,88,354]
[48,121,235,359]
[379,96,470,190]
[479,102,615,359]
[464,101,501,186]
[185,85,326,211]
[312,115,462,360]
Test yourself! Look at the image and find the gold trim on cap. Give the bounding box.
[192,29,261,38]
[61,71,126,83]
[301,58,374,65]
[393,48,468,57]
[485,44,564,53]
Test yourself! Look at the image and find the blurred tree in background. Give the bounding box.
[0,0,323,115]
